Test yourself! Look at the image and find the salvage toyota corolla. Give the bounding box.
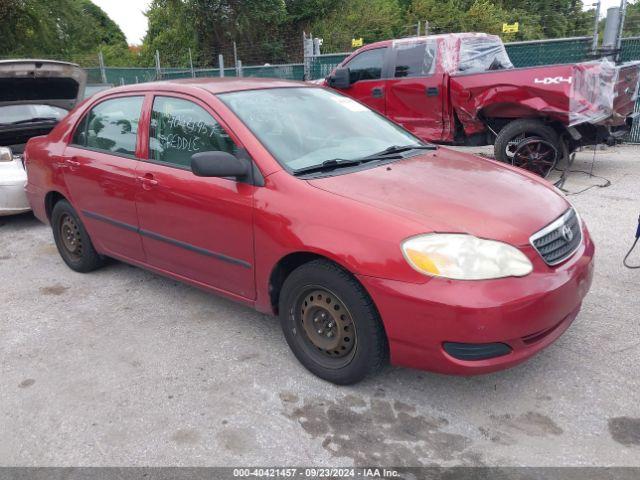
[24,78,594,384]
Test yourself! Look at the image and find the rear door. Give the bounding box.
[339,47,389,115]
[134,94,256,300]
[385,40,445,141]
[62,95,145,261]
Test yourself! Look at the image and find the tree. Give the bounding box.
[623,0,640,37]
[310,0,403,52]
[0,0,129,65]
[406,0,466,35]
[140,0,197,67]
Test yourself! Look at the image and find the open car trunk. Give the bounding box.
[0,60,86,154]
[0,59,86,110]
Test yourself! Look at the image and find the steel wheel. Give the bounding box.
[59,213,84,261]
[511,137,558,178]
[295,287,357,369]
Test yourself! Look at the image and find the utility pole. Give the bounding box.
[417,20,421,36]
[155,50,161,80]
[218,54,224,78]
[592,1,601,54]
[188,48,195,78]
[233,41,239,76]
[98,50,107,84]
[303,31,314,81]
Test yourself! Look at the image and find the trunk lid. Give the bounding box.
[0,59,86,110]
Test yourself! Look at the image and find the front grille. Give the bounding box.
[530,208,582,266]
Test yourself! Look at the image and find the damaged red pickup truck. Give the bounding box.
[325,33,640,177]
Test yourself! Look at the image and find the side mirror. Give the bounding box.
[191,151,249,179]
[329,67,351,89]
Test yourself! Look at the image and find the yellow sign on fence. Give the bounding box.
[352,38,364,48]
[502,22,519,34]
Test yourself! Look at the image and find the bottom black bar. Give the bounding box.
[0,467,639,480]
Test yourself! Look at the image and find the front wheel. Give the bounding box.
[279,260,388,385]
[494,119,561,178]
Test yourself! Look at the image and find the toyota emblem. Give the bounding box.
[561,225,574,242]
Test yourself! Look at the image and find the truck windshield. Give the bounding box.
[457,38,513,74]
[219,87,424,172]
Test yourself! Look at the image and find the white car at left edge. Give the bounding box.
[0,59,86,215]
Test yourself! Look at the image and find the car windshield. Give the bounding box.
[0,104,67,125]
[456,38,514,74]
[218,87,423,172]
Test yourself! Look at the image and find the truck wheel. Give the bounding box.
[278,259,388,385]
[494,120,560,176]
[51,200,104,273]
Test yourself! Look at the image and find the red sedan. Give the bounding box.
[25,78,594,385]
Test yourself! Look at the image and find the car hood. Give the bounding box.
[0,59,86,110]
[307,148,570,246]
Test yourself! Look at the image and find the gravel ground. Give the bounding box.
[1,145,639,467]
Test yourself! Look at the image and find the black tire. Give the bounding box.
[494,119,560,164]
[51,199,104,273]
[279,259,388,385]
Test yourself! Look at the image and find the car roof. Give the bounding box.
[98,77,313,97]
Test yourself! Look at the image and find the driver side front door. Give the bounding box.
[339,47,389,115]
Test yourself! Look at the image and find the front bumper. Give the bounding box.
[357,226,595,376]
[0,159,30,216]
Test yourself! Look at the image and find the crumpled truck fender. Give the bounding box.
[449,65,576,135]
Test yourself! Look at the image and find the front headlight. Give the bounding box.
[0,147,12,162]
[402,234,533,280]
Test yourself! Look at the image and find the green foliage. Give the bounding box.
[310,0,403,52]
[140,0,197,67]
[0,0,128,66]
[624,0,640,37]
[0,0,617,68]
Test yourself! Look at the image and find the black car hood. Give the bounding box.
[0,59,86,110]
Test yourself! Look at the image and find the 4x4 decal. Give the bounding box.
[534,76,573,85]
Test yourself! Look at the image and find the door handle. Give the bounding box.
[426,87,440,97]
[137,174,159,189]
[65,158,81,170]
[371,87,384,98]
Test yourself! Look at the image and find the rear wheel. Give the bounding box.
[279,260,387,385]
[51,200,104,273]
[494,119,561,178]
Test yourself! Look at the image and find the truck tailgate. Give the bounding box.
[570,60,640,127]
[613,62,640,121]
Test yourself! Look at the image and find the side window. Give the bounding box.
[346,48,386,83]
[149,96,238,169]
[84,96,144,156]
[71,114,89,146]
[394,41,436,78]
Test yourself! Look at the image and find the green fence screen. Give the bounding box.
[89,35,640,142]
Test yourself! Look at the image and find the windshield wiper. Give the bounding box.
[0,117,60,126]
[363,143,437,159]
[292,155,402,176]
